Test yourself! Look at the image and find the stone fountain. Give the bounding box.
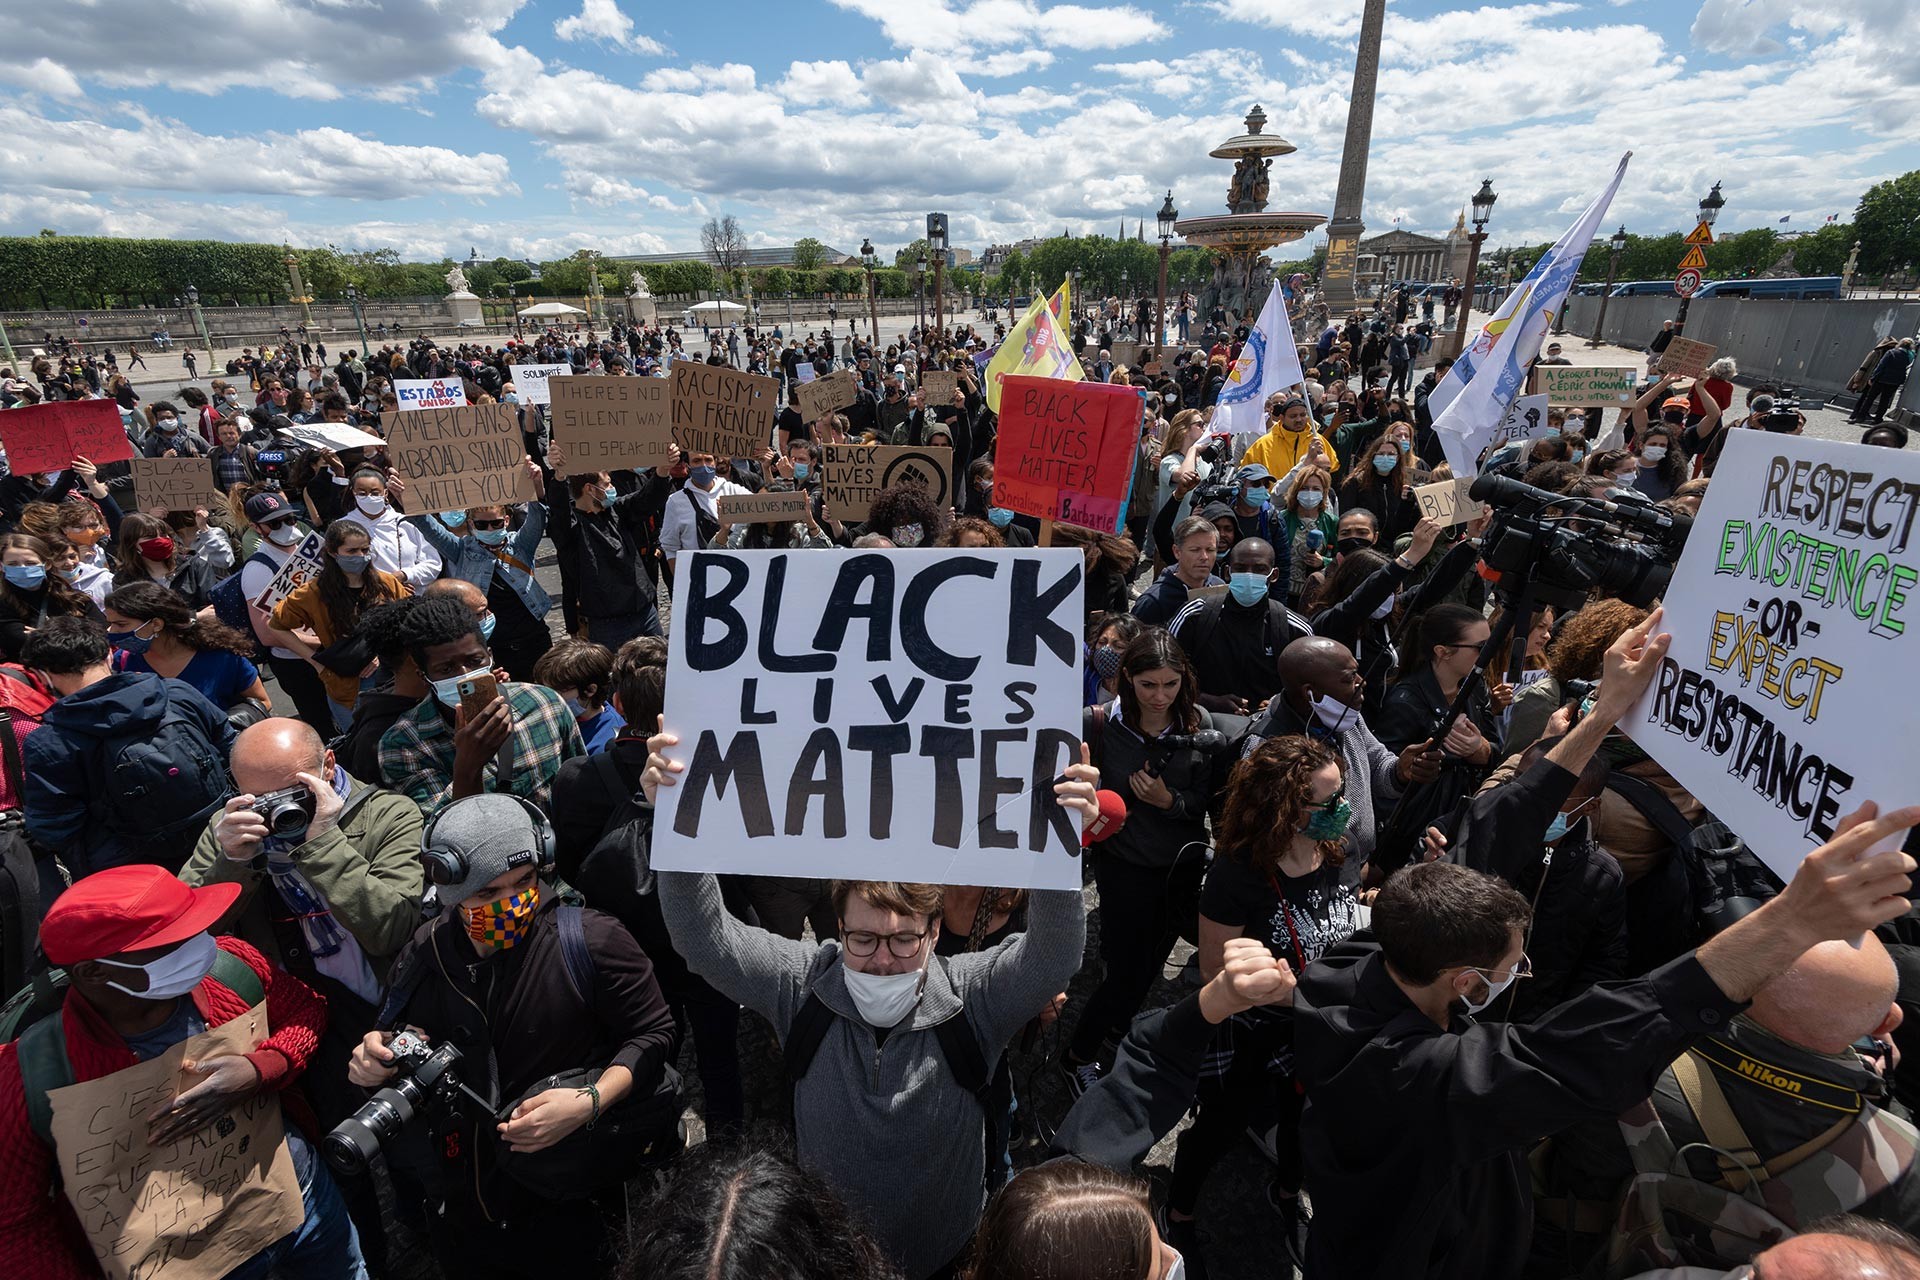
[1174,105,1327,325]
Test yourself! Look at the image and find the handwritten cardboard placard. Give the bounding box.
[133,457,228,514]
[990,375,1142,533]
[1537,365,1638,408]
[49,1003,303,1280]
[0,400,135,473]
[670,364,778,459]
[793,369,858,422]
[718,489,812,525]
[255,530,325,612]
[921,370,960,403]
[549,375,672,474]
[509,362,571,406]
[384,403,538,511]
[821,443,953,524]
[394,378,468,411]
[1412,477,1487,529]
[1657,336,1718,379]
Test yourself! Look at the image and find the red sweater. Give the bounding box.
[0,937,327,1279]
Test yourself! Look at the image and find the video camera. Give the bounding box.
[1468,472,1691,612]
[322,1031,495,1177]
[1143,729,1231,778]
[1760,388,1805,433]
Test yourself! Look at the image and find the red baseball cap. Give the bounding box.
[39,867,241,966]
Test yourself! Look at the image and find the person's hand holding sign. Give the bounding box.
[147,1054,261,1146]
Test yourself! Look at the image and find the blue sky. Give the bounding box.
[0,0,1912,263]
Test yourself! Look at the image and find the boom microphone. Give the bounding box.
[1082,790,1128,846]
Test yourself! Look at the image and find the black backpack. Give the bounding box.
[90,692,234,857]
[573,754,656,905]
[208,550,283,664]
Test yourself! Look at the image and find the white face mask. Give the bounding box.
[842,956,927,1027]
[1640,446,1667,463]
[1166,1249,1186,1280]
[1308,690,1359,734]
[97,931,220,1000]
[266,522,303,547]
[1371,593,1396,621]
[355,494,387,517]
[1460,966,1520,1017]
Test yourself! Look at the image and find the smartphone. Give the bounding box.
[457,673,499,719]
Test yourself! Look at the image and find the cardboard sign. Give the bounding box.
[793,369,858,422]
[509,362,571,406]
[670,363,778,459]
[394,378,468,411]
[384,403,537,511]
[821,443,954,524]
[132,456,227,513]
[652,548,1087,888]
[1537,365,1638,408]
[991,376,1142,532]
[718,489,811,524]
[1657,336,1718,379]
[1623,433,1920,881]
[921,370,960,403]
[255,530,325,612]
[0,400,134,473]
[1412,477,1486,529]
[277,421,386,452]
[49,1004,303,1280]
[1465,393,1556,471]
[549,375,672,474]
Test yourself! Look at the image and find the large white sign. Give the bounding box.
[1624,432,1920,880]
[652,548,1087,889]
[1470,394,1554,471]
[394,378,468,411]
[510,363,572,406]
[278,421,386,452]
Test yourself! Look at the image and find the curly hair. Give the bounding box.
[1521,460,1581,493]
[1217,735,1345,873]
[1633,425,1689,490]
[1544,598,1648,683]
[936,517,1004,548]
[104,581,256,658]
[865,482,947,542]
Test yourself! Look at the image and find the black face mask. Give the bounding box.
[1337,536,1373,557]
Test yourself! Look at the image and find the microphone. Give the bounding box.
[1082,790,1128,846]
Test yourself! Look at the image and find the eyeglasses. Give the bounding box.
[1312,785,1348,812]
[471,518,509,531]
[1461,954,1534,984]
[840,928,929,959]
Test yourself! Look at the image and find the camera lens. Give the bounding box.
[266,801,310,836]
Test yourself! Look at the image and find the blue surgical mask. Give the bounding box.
[1396,438,1411,452]
[440,510,468,526]
[4,564,47,589]
[1544,812,1572,844]
[792,462,810,482]
[106,622,154,657]
[1243,485,1270,510]
[1227,571,1269,606]
[475,528,508,546]
[1569,447,1587,463]
[689,464,716,487]
[479,611,497,643]
[987,507,1015,528]
[1372,454,1397,474]
[431,662,492,707]
[1296,488,1323,509]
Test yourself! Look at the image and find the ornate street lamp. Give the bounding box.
[1677,182,1726,332]
[1155,190,1177,353]
[1447,178,1497,357]
[1588,225,1630,347]
[860,237,879,348]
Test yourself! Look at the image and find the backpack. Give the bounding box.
[0,666,56,814]
[208,550,281,663]
[1171,594,1307,678]
[89,691,234,856]
[1,948,264,1150]
[676,487,721,550]
[573,754,657,905]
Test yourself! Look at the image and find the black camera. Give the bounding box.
[1468,472,1691,611]
[1143,729,1231,778]
[323,1031,474,1177]
[254,448,290,485]
[250,783,315,838]
[1760,391,1804,433]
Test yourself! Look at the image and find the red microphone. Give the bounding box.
[1082,790,1128,846]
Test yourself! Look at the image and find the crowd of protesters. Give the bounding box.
[0,281,1916,1280]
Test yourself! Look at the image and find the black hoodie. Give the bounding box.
[1291,941,1743,1280]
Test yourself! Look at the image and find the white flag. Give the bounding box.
[1430,153,1632,474]
[1210,283,1305,457]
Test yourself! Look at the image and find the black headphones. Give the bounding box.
[421,793,556,889]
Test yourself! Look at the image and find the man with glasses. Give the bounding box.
[648,730,1101,1280]
[1289,607,1920,1280]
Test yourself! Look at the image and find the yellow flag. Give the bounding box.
[985,280,1085,414]
[1046,278,1070,321]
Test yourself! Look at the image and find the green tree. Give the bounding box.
[790,238,827,273]
[894,238,931,271]
[491,257,532,285]
[1855,171,1920,273]
[1783,223,1857,277]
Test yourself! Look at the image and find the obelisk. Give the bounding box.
[1321,0,1387,310]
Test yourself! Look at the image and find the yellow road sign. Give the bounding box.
[1684,222,1715,246]
[1678,244,1709,270]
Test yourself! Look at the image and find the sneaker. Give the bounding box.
[1062,1059,1105,1100]
[1268,1185,1311,1271]
[1154,1204,1209,1280]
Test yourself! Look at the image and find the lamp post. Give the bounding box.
[1155,190,1177,355]
[282,246,314,329]
[915,251,928,335]
[1380,251,1396,307]
[927,213,948,337]
[1676,181,1725,334]
[1447,178,1497,358]
[344,285,370,352]
[186,284,215,365]
[1587,225,1630,347]
[860,238,880,349]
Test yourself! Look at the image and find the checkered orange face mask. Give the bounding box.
[461,884,539,951]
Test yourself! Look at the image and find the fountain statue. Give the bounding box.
[1174,104,1327,325]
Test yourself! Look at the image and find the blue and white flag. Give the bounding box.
[1211,282,1305,456]
[1429,153,1632,475]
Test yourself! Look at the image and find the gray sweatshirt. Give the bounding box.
[658,870,1086,1279]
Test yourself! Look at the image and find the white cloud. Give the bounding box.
[1202,0,1369,41]
[643,63,758,94]
[0,106,518,201]
[554,0,668,54]
[973,49,1056,76]
[1690,0,1800,56]
[862,52,983,115]
[829,0,1166,53]
[777,59,867,106]
[0,57,83,99]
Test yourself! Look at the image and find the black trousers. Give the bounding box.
[1069,853,1205,1062]
[266,654,336,738]
[1170,1019,1302,1213]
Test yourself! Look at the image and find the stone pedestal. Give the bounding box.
[444,291,483,327]
[626,295,658,325]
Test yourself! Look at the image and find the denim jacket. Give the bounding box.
[410,504,551,619]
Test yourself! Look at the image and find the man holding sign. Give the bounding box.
[0,865,361,1278]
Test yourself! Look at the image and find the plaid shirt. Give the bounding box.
[377,682,583,819]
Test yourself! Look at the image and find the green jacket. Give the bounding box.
[180,775,426,982]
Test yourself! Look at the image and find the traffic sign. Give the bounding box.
[1678,244,1709,270]
[1684,222,1715,246]
[1675,269,1703,298]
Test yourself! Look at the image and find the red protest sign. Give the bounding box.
[0,400,135,474]
[991,376,1141,532]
